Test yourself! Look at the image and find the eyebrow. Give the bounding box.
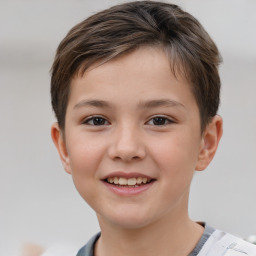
[73,99,185,110]
[73,99,111,110]
[138,99,185,109]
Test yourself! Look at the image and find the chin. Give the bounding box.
[110,218,152,230]
[98,208,157,230]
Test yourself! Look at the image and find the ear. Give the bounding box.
[195,115,223,171]
[51,123,72,174]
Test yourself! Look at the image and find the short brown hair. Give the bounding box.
[51,1,222,131]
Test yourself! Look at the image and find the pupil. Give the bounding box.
[93,117,105,125]
[153,117,165,125]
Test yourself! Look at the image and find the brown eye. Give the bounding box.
[153,117,167,125]
[83,116,109,126]
[147,116,174,126]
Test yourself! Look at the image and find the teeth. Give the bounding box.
[107,177,151,186]
[119,177,128,185]
[136,177,142,184]
[128,178,136,186]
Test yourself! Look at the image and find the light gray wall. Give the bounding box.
[1,0,256,255]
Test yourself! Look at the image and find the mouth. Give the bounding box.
[103,176,155,187]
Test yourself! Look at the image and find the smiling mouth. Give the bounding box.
[104,177,154,187]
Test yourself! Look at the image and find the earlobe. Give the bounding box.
[51,123,72,174]
[195,115,223,171]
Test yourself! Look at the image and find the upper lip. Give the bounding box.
[102,171,155,180]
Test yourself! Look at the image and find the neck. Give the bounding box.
[95,212,204,256]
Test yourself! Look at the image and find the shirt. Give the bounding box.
[76,224,256,256]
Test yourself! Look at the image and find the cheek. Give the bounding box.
[152,138,197,205]
[66,134,106,180]
[149,133,200,180]
[66,138,105,206]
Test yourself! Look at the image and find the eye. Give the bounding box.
[147,116,174,126]
[82,116,110,126]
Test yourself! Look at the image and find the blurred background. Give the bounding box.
[1,0,256,255]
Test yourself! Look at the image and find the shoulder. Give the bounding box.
[76,233,101,256]
[199,228,256,256]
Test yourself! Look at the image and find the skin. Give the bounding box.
[52,46,223,256]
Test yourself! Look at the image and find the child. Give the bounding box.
[50,1,256,255]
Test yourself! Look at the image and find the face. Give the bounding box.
[52,47,221,230]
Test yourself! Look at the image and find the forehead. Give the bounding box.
[70,46,193,101]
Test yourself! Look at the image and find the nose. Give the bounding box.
[108,124,146,162]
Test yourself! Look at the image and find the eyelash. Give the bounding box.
[146,116,174,126]
[82,116,110,126]
[82,115,174,126]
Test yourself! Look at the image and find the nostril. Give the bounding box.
[111,154,144,162]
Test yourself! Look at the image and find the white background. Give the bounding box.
[1,0,256,255]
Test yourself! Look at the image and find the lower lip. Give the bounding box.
[103,181,155,196]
